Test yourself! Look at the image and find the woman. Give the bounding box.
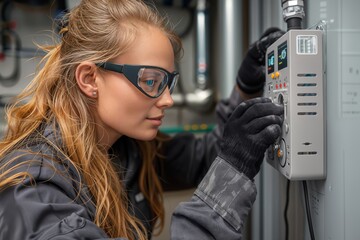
[0,0,283,239]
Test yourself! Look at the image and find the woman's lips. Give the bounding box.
[146,115,164,126]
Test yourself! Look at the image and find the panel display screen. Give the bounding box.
[278,41,288,70]
[297,35,318,54]
[267,50,275,74]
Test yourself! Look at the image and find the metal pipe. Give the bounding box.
[212,0,243,99]
[172,0,215,112]
[195,0,208,90]
[281,0,305,30]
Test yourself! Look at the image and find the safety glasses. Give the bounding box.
[96,62,179,98]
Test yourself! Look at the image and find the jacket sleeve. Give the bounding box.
[170,156,257,240]
[2,156,255,240]
[159,87,245,190]
[0,151,126,240]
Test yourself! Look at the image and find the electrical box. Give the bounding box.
[265,29,326,180]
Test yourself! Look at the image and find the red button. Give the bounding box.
[280,83,283,88]
[275,84,279,89]
[284,82,287,88]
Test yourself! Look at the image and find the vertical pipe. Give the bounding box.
[249,0,263,43]
[215,0,243,98]
[196,0,209,90]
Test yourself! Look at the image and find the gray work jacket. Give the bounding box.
[0,88,256,239]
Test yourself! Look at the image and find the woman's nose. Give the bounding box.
[156,87,174,108]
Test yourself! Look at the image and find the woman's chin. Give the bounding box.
[132,130,158,141]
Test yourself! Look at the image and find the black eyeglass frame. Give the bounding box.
[96,62,179,98]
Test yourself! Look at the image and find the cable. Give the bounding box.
[284,179,290,240]
[303,181,315,240]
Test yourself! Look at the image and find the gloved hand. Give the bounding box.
[237,27,285,94]
[219,97,284,179]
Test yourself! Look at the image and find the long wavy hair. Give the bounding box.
[0,0,182,238]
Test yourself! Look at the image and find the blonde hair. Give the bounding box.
[0,0,182,238]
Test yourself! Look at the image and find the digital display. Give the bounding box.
[297,35,317,54]
[278,41,288,70]
[267,51,275,74]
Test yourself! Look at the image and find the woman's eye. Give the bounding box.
[145,79,155,87]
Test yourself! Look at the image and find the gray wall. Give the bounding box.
[6,1,360,240]
[307,0,360,239]
[252,0,360,240]
[0,1,244,240]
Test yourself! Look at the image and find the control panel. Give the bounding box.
[265,29,326,180]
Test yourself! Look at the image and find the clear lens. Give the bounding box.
[137,68,167,97]
[169,74,179,94]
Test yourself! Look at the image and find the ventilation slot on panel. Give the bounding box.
[297,112,317,115]
[297,80,317,105]
[297,83,317,87]
[297,73,317,77]
[298,151,317,155]
[298,102,317,106]
[297,93,317,96]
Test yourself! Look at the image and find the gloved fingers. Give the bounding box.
[238,101,284,124]
[249,27,285,64]
[246,115,283,134]
[238,55,265,81]
[255,124,283,146]
[237,52,266,93]
[236,28,285,94]
[231,97,272,120]
[259,30,285,52]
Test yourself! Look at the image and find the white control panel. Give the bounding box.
[265,29,326,180]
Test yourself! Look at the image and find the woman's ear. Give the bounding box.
[75,62,99,98]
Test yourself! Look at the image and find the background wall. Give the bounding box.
[0,1,246,240]
[3,0,359,240]
[251,0,360,240]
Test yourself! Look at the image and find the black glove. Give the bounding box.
[219,97,284,179]
[237,27,285,94]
